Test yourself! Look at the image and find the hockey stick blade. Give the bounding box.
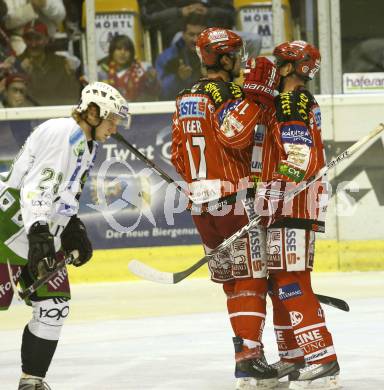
[129,256,209,284]
[128,260,174,284]
[316,294,350,312]
[128,261,349,312]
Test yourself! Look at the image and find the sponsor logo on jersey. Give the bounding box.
[74,140,86,157]
[254,124,265,142]
[179,96,207,118]
[281,125,313,146]
[286,145,309,167]
[279,92,292,115]
[40,305,70,321]
[297,93,309,121]
[221,115,244,137]
[48,267,68,289]
[285,229,297,251]
[305,348,329,363]
[251,145,263,173]
[249,228,261,260]
[56,202,77,216]
[218,100,241,124]
[204,82,224,104]
[229,82,243,99]
[290,311,304,326]
[278,163,305,183]
[232,237,251,277]
[0,266,22,300]
[208,249,233,282]
[295,329,328,358]
[278,282,303,300]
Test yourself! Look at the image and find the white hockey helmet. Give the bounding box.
[77,82,131,128]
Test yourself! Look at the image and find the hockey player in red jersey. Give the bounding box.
[264,41,340,389]
[219,41,340,388]
[171,28,281,389]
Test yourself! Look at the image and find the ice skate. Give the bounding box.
[18,377,52,390]
[233,337,278,389]
[235,357,279,389]
[288,360,341,389]
[271,360,305,379]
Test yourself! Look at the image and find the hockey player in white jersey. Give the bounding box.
[0,82,130,390]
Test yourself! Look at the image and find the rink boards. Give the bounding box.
[67,240,384,284]
[1,96,384,284]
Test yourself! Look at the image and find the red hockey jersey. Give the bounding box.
[171,78,265,204]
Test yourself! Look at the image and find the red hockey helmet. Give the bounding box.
[273,40,321,80]
[196,28,244,67]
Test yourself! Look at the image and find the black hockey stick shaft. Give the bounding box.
[112,132,190,198]
[19,250,78,300]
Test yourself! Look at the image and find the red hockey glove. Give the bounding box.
[243,56,280,108]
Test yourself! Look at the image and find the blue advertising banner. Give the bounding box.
[2,113,383,247]
[0,114,202,249]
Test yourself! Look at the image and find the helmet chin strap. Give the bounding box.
[85,118,102,141]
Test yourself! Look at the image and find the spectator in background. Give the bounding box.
[98,34,159,102]
[4,0,66,54]
[0,74,34,155]
[344,38,384,73]
[0,73,34,107]
[18,21,81,105]
[156,14,206,100]
[139,0,235,51]
[0,2,25,103]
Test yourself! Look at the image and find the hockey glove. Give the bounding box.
[254,180,287,227]
[243,56,280,108]
[27,221,57,279]
[61,216,93,267]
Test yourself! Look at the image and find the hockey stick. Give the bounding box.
[128,123,384,286]
[6,250,79,301]
[112,132,191,199]
[315,294,350,312]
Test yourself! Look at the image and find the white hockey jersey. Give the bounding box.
[0,117,98,259]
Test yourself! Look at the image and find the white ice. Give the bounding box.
[0,272,383,389]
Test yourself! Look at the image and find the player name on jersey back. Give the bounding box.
[182,120,203,134]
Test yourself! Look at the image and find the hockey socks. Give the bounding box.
[21,325,58,378]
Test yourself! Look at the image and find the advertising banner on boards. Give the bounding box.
[1,113,384,248]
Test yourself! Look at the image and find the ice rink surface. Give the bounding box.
[1,272,383,390]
